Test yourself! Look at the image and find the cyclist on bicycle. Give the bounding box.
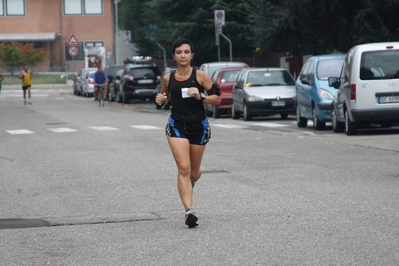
[93,66,108,101]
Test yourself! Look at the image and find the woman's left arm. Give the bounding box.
[196,70,221,105]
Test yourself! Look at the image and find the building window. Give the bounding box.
[64,0,102,15]
[1,0,25,16]
[85,41,104,48]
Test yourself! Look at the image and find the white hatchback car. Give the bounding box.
[82,71,96,97]
[329,42,399,135]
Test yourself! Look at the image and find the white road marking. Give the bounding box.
[251,122,289,128]
[1,94,49,98]
[5,129,34,135]
[131,125,162,130]
[212,124,246,129]
[47,128,77,133]
[89,126,119,131]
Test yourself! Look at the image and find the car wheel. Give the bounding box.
[117,89,123,103]
[345,109,358,135]
[280,114,288,119]
[312,106,325,130]
[332,108,344,133]
[109,92,115,102]
[122,90,129,104]
[296,104,307,127]
[232,101,240,119]
[243,103,252,121]
[213,105,222,118]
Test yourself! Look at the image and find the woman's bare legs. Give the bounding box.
[167,136,206,210]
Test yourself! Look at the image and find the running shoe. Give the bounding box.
[28,101,32,105]
[185,208,198,228]
[24,100,26,105]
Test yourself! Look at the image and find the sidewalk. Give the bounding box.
[1,80,73,90]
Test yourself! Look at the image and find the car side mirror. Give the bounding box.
[301,78,311,86]
[328,77,340,88]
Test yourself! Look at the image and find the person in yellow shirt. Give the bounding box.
[19,65,33,105]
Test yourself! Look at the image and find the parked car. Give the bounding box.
[199,61,249,79]
[76,67,96,96]
[104,64,126,101]
[329,42,399,135]
[81,71,96,97]
[155,66,178,110]
[206,67,247,118]
[295,54,346,130]
[116,63,161,103]
[231,68,296,121]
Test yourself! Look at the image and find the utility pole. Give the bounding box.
[114,0,121,64]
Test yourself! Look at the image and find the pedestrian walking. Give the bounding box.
[18,66,33,105]
[155,38,221,228]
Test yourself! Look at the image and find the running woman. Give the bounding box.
[155,38,221,228]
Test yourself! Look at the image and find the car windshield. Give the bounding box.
[129,68,157,76]
[360,50,399,80]
[221,70,241,82]
[107,65,125,76]
[246,70,295,86]
[317,58,345,80]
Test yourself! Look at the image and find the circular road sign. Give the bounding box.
[216,11,224,19]
[68,46,79,57]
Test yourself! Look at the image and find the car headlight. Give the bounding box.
[318,89,334,100]
[247,95,264,102]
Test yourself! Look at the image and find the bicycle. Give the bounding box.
[96,83,105,107]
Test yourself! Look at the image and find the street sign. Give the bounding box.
[67,34,79,47]
[68,46,79,57]
[124,30,131,42]
[214,10,225,26]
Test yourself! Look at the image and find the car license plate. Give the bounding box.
[378,96,399,104]
[272,101,285,106]
[138,80,153,84]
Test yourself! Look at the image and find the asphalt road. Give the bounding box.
[1,85,399,265]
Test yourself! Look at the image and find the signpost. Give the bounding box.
[67,34,79,73]
[214,10,232,62]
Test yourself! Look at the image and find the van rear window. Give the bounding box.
[360,50,399,80]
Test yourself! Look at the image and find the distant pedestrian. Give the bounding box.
[0,72,4,98]
[18,66,33,105]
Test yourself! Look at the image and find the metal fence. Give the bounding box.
[0,65,70,84]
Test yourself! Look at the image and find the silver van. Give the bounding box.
[199,61,248,79]
[329,42,399,135]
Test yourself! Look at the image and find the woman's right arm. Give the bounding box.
[155,73,170,105]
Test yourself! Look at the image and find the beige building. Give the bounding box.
[0,0,115,71]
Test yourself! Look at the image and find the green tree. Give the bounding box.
[119,0,254,64]
[0,42,24,74]
[0,42,46,74]
[16,42,46,67]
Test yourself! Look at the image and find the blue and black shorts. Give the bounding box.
[165,116,211,145]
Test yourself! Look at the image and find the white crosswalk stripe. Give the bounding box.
[47,128,77,133]
[251,122,289,128]
[5,129,34,135]
[89,126,119,131]
[131,125,162,130]
[211,124,246,129]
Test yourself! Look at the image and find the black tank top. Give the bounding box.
[169,69,206,122]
